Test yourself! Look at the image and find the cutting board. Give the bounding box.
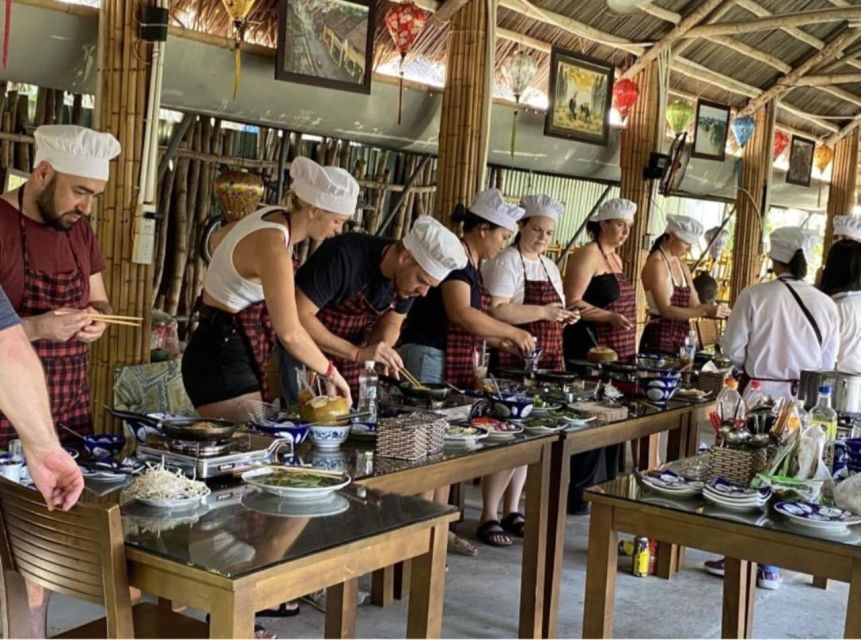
[569,401,629,422]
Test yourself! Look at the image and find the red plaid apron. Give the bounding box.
[499,251,564,370]
[232,300,276,401]
[317,283,391,398]
[444,272,492,389]
[640,251,692,356]
[0,190,91,445]
[595,264,637,360]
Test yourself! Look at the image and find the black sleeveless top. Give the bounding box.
[563,246,622,361]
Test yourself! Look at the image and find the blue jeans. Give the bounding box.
[398,343,445,384]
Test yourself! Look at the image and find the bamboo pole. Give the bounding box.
[685,7,861,38]
[71,94,83,125]
[14,96,30,171]
[824,130,859,255]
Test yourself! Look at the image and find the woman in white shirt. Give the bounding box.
[820,216,861,375]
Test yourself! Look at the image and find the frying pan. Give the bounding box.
[397,381,450,401]
[105,408,237,442]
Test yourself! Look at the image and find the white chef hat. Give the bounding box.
[665,214,704,245]
[519,195,564,222]
[592,198,636,222]
[403,215,468,281]
[468,189,525,232]
[290,156,359,217]
[833,215,861,242]
[33,125,120,182]
[769,226,817,263]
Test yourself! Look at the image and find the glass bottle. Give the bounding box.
[356,361,378,426]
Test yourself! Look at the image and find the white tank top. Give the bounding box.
[645,249,687,315]
[204,206,291,311]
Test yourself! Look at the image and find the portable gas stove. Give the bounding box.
[386,394,477,422]
[135,432,289,479]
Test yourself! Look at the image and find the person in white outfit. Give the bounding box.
[721,226,839,401]
[821,215,861,375]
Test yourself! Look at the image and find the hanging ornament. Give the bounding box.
[220,0,258,99]
[666,100,694,136]
[384,2,429,125]
[773,130,790,158]
[731,115,755,149]
[501,50,538,158]
[611,79,639,120]
[814,144,834,174]
[214,170,264,224]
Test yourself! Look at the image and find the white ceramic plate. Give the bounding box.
[242,490,350,518]
[774,501,861,530]
[703,493,767,512]
[241,466,351,502]
[445,426,489,442]
[530,403,563,417]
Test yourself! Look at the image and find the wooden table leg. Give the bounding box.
[371,566,395,607]
[542,438,571,639]
[657,411,697,580]
[666,423,684,463]
[813,575,829,589]
[582,503,618,639]
[637,434,661,470]
[656,541,680,580]
[722,558,756,639]
[325,578,358,639]
[519,442,552,639]
[209,593,255,639]
[844,560,861,638]
[407,524,448,639]
[395,560,412,600]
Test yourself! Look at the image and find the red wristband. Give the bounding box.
[325,360,337,379]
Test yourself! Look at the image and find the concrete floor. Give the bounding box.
[48,490,850,639]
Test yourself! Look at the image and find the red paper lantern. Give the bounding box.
[385,2,429,125]
[612,79,639,120]
[773,130,790,158]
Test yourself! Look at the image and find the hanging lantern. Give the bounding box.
[384,2,429,125]
[214,170,264,224]
[220,0,258,99]
[773,130,790,158]
[814,144,834,174]
[612,79,639,120]
[731,115,755,149]
[666,100,694,136]
[501,50,538,158]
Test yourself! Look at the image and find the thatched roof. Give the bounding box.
[169,0,861,142]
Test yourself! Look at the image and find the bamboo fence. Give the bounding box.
[823,130,859,255]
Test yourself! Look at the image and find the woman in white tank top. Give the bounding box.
[182,157,358,421]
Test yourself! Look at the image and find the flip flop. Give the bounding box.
[258,601,301,617]
[476,520,512,547]
[500,511,526,538]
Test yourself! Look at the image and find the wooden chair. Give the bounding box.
[0,477,207,638]
[696,318,721,350]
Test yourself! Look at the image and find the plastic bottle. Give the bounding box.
[742,380,765,410]
[716,378,746,426]
[809,385,838,441]
[356,361,379,426]
[679,329,697,367]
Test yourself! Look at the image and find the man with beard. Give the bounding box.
[0,125,121,449]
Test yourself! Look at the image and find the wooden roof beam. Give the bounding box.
[639,3,682,24]
[826,114,861,145]
[703,35,792,73]
[796,73,861,86]
[685,7,861,38]
[496,27,551,54]
[739,29,861,117]
[816,84,861,108]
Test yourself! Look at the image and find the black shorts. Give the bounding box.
[181,306,261,407]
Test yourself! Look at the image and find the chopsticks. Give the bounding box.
[55,311,142,328]
[398,365,428,390]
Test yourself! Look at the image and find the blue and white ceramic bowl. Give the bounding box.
[309,450,350,473]
[490,393,534,420]
[309,424,351,451]
[252,419,310,447]
[83,434,126,459]
[638,371,682,403]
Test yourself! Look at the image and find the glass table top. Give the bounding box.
[587,474,861,550]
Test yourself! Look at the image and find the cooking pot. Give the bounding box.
[799,370,861,415]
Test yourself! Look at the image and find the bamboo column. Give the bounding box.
[824,130,859,255]
[89,0,156,433]
[618,61,661,322]
[730,101,776,304]
[435,0,493,227]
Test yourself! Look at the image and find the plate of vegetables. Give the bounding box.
[241,466,351,501]
[519,417,568,434]
[529,395,563,417]
[471,417,524,441]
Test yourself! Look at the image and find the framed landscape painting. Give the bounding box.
[276,0,375,94]
[786,135,815,187]
[544,48,614,146]
[692,100,730,161]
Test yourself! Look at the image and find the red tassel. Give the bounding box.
[2,0,11,69]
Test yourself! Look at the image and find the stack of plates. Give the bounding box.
[639,469,703,497]
[702,477,771,512]
[774,501,861,535]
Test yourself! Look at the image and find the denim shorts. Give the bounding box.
[398,343,445,384]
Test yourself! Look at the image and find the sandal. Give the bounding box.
[448,531,478,556]
[254,624,277,639]
[476,520,512,547]
[258,601,301,617]
[500,512,526,538]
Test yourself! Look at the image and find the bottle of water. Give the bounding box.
[357,361,378,426]
[743,380,765,410]
[716,378,746,427]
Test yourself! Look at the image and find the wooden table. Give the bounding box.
[118,486,457,638]
[340,432,557,639]
[582,475,861,639]
[541,400,711,638]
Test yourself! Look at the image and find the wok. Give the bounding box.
[105,408,237,442]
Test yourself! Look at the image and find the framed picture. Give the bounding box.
[786,135,815,187]
[2,168,27,192]
[544,48,614,146]
[692,100,730,161]
[276,0,375,94]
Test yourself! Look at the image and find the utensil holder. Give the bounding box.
[707,447,768,486]
[697,371,728,396]
[375,412,448,461]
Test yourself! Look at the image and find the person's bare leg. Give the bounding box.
[480,470,514,523]
[503,465,528,516]
[25,581,49,639]
[197,391,262,423]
